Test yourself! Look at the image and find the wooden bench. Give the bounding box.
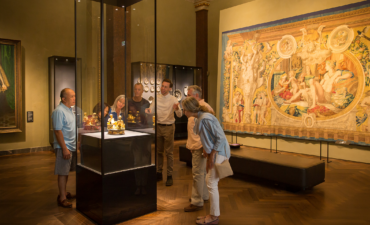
[179,145,325,191]
[179,145,193,166]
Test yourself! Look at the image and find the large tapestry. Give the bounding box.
[220,3,370,145]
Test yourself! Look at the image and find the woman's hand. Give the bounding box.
[206,150,217,173]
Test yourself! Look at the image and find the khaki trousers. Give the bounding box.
[157,124,175,176]
[190,148,209,206]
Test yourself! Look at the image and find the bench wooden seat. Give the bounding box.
[179,145,325,191]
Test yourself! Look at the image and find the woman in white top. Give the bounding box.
[182,97,231,225]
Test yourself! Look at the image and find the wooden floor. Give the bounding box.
[1,140,370,225]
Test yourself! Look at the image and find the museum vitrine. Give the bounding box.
[48,56,82,147]
[75,0,156,224]
[131,62,202,138]
[172,65,202,139]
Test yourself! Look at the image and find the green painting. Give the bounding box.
[0,39,22,133]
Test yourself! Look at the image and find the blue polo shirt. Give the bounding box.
[51,102,76,151]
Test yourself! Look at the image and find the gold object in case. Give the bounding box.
[107,114,125,135]
[127,111,136,123]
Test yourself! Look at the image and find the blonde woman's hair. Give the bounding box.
[111,95,126,113]
[182,97,212,114]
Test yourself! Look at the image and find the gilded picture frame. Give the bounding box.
[0,38,22,133]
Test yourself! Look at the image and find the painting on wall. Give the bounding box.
[0,39,22,133]
[220,2,370,146]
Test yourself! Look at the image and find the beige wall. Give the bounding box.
[131,0,156,63]
[156,0,196,66]
[131,0,196,66]
[0,0,74,151]
[218,0,370,163]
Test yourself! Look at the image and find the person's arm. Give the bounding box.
[206,120,223,153]
[320,75,327,86]
[199,118,223,153]
[52,112,71,159]
[174,99,182,117]
[145,102,155,114]
[54,130,71,159]
[204,102,215,115]
[197,125,212,155]
[335,71,353,83]
[207,149,217,173]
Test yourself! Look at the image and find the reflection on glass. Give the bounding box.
[76,0,156,172]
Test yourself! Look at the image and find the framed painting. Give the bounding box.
[0,39,22,133]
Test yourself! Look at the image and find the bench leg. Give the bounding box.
[327,143,331,163]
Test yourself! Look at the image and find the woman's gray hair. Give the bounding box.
[111,95,125,112]
[182,97,210,114]
[188,85,202,98]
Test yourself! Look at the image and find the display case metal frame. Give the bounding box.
[75,0,157,224]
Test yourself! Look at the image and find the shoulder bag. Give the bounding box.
[215,149,233,179]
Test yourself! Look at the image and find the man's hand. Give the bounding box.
[62,148,71,160]
[173,103,179,110]
[145,108,152,114]
[202,149,207,158]
[54,130,70,159]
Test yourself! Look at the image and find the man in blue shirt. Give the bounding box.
[51,88,76,208]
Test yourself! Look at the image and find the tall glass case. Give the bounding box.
[131,62,202,138]
[172,65,202,139]
[75,1,156,224]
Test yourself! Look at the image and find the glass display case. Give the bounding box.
[48,56,82,147]
[172,65,202,139]
[75,0,156,224]
[131,62,202,138]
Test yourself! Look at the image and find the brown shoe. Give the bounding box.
[57,195,72,208]
[66,192,76,199]
[184,204,203,212]
[189,198,209,203]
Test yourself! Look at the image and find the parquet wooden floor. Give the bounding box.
[1,140,370,225]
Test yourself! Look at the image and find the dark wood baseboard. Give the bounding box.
[0,146,53,156]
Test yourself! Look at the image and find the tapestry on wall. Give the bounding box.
[220,2,370,146]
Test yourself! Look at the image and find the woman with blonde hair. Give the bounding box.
[182,97,230,225]
[107,95,127,123]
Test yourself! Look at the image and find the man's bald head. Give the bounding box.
[60,88,75,107]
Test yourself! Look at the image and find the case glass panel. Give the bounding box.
[76,0,102,174]
[76,0,156,175]
[76,1,157,224]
